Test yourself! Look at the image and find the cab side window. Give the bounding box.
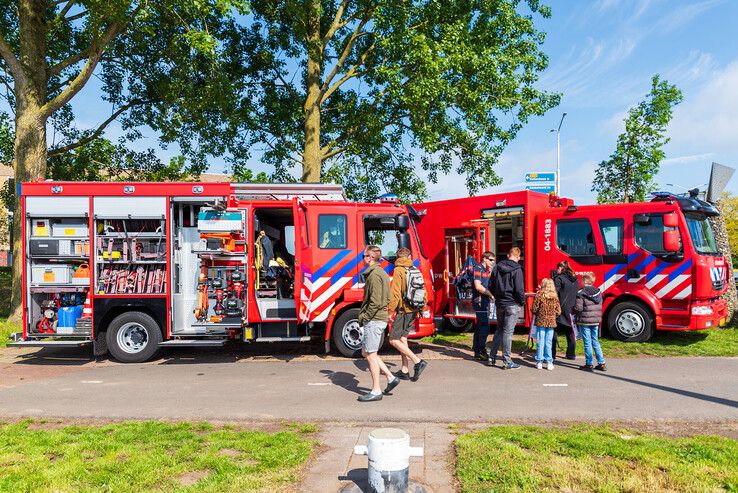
[599,219,624,254]
[318,214,347,249]
[556,219,596,256]
[634,214,682,254]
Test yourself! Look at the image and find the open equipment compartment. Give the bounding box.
[25,196,91,338]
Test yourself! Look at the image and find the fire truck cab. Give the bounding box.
[12,181,434,362]
[416,190,728,341]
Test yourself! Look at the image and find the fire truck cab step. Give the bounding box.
[256,336,311,343]
[7,340,92,348]
[158,339,227,347]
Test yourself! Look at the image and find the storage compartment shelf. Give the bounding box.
[30,286,88,293]
[30,235,88,240]
[29,255,89,260]
[98,233,164,239]
[96,259,167,264]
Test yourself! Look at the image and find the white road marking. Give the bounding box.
[542,384,568,387]
[308,382,331,386]
[80,380,103,384]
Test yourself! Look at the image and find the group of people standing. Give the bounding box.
[472,252,607,372]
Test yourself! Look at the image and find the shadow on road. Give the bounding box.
[320,369,369,395]
[12,348,94,366]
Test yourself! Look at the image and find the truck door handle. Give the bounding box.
[626,269,639,279]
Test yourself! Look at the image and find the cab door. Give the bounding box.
[292,197,311,323]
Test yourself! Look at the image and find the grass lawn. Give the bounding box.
[422,325,738,357]
[0,420,317,493]
[0,267,18,347]
[456,425,738,493]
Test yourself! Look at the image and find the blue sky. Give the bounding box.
[440,0,738,204]
[18,0,738,205]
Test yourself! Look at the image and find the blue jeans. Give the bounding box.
[490,304,521,365]
[535,326,554,363]
[580,324,605,366]
[472,298,491,354]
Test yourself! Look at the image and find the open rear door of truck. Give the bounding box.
[292,197,311,323]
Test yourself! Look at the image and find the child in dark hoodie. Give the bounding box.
[573,272,606,371]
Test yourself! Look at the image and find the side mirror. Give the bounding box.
[663,212,679,228]
[398,232,411,250]
[396,215,410,230]
[663,230,680,253]
[634,213,650,225]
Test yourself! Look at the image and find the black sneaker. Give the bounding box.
[486,357,496,367]
[393,370,411,380]
[473,352,488,361]
[503,362,521,370]
[595,363,607,371]
[411,360,428,381]
[358,392,383,402]
[384,377,401,394]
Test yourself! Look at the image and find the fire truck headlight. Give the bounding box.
[691,306,713,316]
[422,310,431,319]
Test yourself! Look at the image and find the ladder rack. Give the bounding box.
[229,183,347,201]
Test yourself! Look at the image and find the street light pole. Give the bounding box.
[550,112,567,195]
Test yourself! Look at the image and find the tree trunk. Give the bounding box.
[9,0,49,321]
[302,0,322,183]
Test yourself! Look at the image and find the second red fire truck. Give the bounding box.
[415,189,728,341]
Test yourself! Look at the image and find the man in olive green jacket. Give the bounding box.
[388,247,428,381]
[358,245,399,402]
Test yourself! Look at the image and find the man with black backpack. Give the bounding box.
[388,247,428,381]
[488,247,525,369]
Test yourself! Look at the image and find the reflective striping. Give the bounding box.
[673,285,692,300]
[655,275,691,298]
[599,274,624,292]
[632,255,657,273]
[646,274,666,289]
[646,260,669,282]
[668,259,693,282]
[312,249,352,280]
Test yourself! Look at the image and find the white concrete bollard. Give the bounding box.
[354,428,424,493]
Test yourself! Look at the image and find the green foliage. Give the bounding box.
[593,75,683,203]
[719,193,738,268]
[457,425,738,493]
[0,420,315,492]
[0,112,11,165]
[245,0,560,201]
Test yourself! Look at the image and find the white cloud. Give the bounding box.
[661,153,715,166]
[669,60,738,153]
[655,0,725,33]
[665,50,718,84]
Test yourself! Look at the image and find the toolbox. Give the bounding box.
[31,264,72,284]
[51,219,89,237]
[29,239,59,256]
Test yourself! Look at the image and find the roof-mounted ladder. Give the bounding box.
[229,183,347,201]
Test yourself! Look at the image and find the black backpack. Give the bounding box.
[455,255,478,293]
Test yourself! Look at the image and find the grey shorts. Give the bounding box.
[390,311,417,339]
[362,320,387,353]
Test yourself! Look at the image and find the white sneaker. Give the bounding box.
[536,362,543,370]
[547,362,554,371]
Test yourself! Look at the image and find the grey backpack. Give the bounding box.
[404,266,426,310]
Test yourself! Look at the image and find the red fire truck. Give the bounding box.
[10,181,434,362]
[415,190,728,341]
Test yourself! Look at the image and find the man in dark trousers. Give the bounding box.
[489,247,525,369]
[554,260,579,360]
[472,252,496,361]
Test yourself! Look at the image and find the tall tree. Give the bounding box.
[0,0,249,318]
[592,75,683,204]
[244,0,560,201]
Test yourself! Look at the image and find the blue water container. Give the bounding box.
[58,305,83,328]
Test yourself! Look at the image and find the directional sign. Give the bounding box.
[526,185,556,194]
[525,172,557,183]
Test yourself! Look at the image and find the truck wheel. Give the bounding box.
[443,316,473,333]
[607,301,654,342]
[332,308,366,358]
[106,311,162,363]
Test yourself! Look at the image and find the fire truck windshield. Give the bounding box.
[685,212,719,254]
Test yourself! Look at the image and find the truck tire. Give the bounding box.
[332,308,381,358]
[106,311,162,363]
[607,301,654,342]
[443,316,473,333]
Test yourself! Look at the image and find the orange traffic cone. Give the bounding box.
[81,293,92,318]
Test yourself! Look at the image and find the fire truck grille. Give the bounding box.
[712,280,725,290]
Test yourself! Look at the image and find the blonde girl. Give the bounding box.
[531,278,561,370]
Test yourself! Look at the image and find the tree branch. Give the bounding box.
[47,99,147,157]
[322,0,349,48]
[320,14,372,98]
[0,33,24,84]
[321,40,374,105]
[47,49,89,77]
[53,0,76,25]
[321,144,348,161]
[41,19,128,118]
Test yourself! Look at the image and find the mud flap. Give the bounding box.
[93,331,108,359]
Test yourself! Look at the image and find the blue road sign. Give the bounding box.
[525,172,556,182]
[526,185,556,194]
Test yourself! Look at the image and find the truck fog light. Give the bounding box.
[691,306,713,316]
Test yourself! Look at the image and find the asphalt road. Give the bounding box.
[1,349,736,421]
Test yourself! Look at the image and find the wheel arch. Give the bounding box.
[94,298,166,339]
[603,293,657,329]
[324,301,362,342]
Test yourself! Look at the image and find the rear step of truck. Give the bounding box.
[158,339,227,347]
[256,336,311,342]
[7,340,92,348]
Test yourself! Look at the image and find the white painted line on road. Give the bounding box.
[542,384,568,387]
[81,380,103,384]
[308,382,331,386]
